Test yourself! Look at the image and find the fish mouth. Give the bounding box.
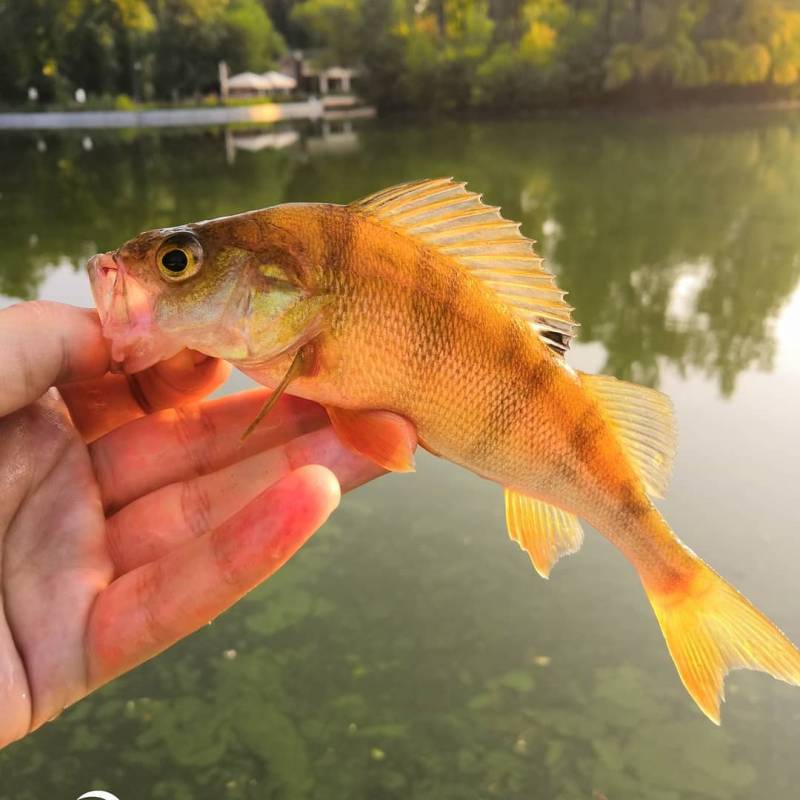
[87,251,177,373]
[88,251,123,327]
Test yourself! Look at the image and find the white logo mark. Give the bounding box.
[77,792,120,800]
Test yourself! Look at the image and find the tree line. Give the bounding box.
[2,1,800,111]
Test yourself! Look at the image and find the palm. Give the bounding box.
[1,391,111,738]
[0,302,405,749]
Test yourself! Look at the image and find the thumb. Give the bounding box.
[0,302,110,417]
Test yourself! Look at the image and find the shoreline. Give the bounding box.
[375,94,800,123]
[0,99,375,130]
[2,93,800,133]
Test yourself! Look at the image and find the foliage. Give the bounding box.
[150,0,286,99]
[291,0,363,67]
[221,0,287,74]
[603,0,800,93]
[5,1,800,108]
[0,0,285,104]
[394,3,495,112]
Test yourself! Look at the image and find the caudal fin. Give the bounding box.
[644,559,800,723]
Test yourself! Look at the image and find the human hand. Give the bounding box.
[0,301,414,749]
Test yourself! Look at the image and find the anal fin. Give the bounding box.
[505,489,583,578]
[327,407,417,472]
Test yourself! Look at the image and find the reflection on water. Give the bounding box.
[1,110,800,799]
[226,128,301,160]
[2,112,799,394]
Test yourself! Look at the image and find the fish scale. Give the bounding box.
[88,177,800,725]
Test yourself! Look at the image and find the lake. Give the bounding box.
[1,109,799,799]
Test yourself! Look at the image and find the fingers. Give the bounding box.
[60,351,231,442]
[133,350,232,409]
[106,426,386,574]
[0,299,229,440]
[0,302,110,417]
[86,465,339,687]
[90,389,330,512]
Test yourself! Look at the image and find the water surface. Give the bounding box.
[1,110,799,799]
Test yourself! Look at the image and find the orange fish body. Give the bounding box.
[88,179,800,723]
[249,201,688,584]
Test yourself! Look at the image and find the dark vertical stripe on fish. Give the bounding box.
[325,208,357,337]
[465,321,541,462]
[407,245,460,404]
[570,407,606,461]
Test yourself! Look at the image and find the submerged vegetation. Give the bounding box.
[3,2,800,111]
[0,479,790,799]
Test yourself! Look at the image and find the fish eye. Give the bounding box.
[156,233,203,282]
[161,248,188,273]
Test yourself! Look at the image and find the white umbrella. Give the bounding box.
[227,71,273,92]
[262,70,297,91]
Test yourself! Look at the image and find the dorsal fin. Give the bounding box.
[351,178,578,356]
[579,372,677,498]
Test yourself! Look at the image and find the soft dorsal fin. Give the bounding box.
[579,372,677,498]
[351,178,577,356]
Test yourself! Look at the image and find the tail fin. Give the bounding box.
[644,558,800,723]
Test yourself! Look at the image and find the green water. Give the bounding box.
[1,110,799,799]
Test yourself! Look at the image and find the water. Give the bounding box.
[1,110,799,799]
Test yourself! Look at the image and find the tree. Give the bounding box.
[149,0,285,99]
[291,0,362,66]
[220,0,286,73]
[4,0,800,108]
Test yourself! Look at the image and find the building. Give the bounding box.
[279,51,359,96]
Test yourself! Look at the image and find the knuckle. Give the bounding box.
[179,478,213,540]
[104,516,126,573]
[89,438,120,511]
[136,564,171,645]
[210,526,242,588]
[57,330,71,385]
[14,339,38,404]
[172,404,219,477]
[126,374,154,415]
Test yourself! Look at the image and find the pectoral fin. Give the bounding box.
[505,489,584,578]
[326,407,417,472]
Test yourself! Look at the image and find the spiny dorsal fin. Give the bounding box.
[505,488,584,578]
[579,372,677,498]
[351,178,577,356]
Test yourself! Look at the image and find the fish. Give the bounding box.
[87,178,800,723]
